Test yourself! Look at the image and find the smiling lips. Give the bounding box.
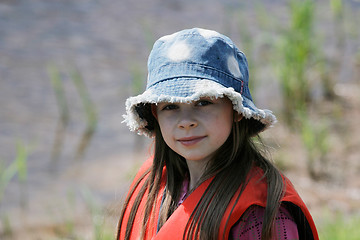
[177,136,206,146]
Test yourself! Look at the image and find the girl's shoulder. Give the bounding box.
[230,204,299,240]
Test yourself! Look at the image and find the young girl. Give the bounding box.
[118,28,318,240]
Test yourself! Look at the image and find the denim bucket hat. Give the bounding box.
[123,28,276,137]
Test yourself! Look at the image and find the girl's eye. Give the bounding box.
[196,100,213,106]
[161,104,179,111]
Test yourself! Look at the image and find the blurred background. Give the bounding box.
[0,0,359,239]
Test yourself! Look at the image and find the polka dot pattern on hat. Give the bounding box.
[197,28,221,39]
[227,55,243,79]
[167,41,191,62]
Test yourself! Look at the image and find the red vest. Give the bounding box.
[118,158,319,240]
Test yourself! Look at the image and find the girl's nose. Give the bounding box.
[177,118,198,129]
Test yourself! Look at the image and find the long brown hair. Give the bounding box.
[117,113,284,240]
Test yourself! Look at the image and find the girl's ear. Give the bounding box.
[151,104,158,120]
[234,112,243,122]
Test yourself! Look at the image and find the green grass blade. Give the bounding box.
[48,65,70,125]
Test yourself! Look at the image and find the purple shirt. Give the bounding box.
[230,205,299,240]
[178,178,299,240]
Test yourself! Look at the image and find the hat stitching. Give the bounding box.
[148,63,244,88]
[240,79,244,94]
[151,62,244,79]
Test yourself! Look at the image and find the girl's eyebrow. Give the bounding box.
[158,102,179,106]
[158,102,180,108]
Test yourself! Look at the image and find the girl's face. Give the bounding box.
[154,97,237,164]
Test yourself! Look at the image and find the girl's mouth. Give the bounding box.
[177,136,206,146]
